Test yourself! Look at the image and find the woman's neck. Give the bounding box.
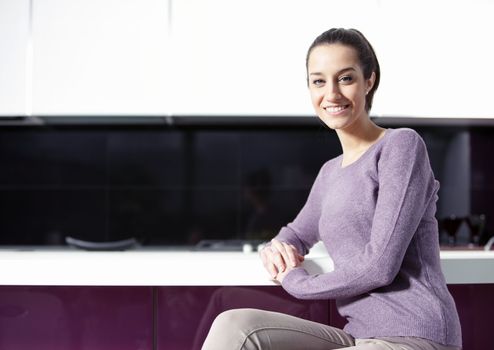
[335,117,386,166]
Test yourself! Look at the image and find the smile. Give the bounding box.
[324,104,350,114]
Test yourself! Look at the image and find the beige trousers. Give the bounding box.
[202,308,461,350]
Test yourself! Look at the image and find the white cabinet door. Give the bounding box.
[170,0,382,116]
[32,0,170,115]
[373,0,494,118]
[0,0,30,116]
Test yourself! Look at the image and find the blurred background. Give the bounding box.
[1,0,493,248]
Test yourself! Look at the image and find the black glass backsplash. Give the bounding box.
[1,117,493,247]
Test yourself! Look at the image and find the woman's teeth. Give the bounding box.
[325,105,348,113]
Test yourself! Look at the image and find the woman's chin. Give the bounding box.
[318,116,348,130]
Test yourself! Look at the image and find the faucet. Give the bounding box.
[485,236,494,251]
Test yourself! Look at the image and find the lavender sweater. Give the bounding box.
[277,128,462,347]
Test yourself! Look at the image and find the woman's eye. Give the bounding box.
[339,76,353,83]
[312,79,325,86]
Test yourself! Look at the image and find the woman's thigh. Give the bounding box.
[202,308,355,350]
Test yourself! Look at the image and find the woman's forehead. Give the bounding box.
[308,44,360,74]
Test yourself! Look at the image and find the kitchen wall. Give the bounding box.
[1,117,493,247]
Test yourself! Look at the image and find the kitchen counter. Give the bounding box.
[1,246,493,286]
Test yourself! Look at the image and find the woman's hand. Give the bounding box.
[260,239,304,282]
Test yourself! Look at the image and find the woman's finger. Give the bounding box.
[287,244,305,264]
[270,239,290,270]
[271,249,286,273]
[260,247,279,278]
[285,244,299,267]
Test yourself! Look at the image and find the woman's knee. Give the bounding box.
[203,309,265,349]
[210,308,263,334]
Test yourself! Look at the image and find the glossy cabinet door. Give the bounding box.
[2,285,492,349]
[449,284,494,350]
[155,285,494,350]
[0,287,153,350]
[0,0,29,116]
[170,0,380,116]
[376,0,494,118]
[31,0,170,115]
[156,286,330,350]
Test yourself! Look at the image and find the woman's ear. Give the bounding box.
[366,71,376,94]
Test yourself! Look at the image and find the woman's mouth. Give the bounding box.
[324,104,350,115]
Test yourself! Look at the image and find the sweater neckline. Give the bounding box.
[337,128,392,170]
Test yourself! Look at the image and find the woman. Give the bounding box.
[202,28,462,350]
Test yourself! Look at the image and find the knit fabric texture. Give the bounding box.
[278,128,462,347]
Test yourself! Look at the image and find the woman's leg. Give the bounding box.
[201,308,355,350]
[192,286,318,349]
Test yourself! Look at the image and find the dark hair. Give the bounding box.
[306,28,380,113]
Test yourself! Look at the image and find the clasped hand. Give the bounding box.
[259,239,304,283]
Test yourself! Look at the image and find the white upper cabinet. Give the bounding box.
[32,0,170,115]
[0,0,29,116]
[374,0,494,118]
[170,0,382,116]
[4,0,493,118]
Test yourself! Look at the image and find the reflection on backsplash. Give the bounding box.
[438,214,487,247]
[0,119,493,247]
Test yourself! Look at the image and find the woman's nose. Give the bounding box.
[324,84,342,101]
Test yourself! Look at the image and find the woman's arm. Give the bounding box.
[275,163,328,254]
[280,130,437,299]
[259,163,328,278]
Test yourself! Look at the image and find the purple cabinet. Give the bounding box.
[1,285,492,350]
[155,285,494,350]
[449,284,494,350]
[156,286,329,350]
[0,287,153,350]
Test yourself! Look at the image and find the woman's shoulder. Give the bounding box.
[378,127,429,167]
[386,127,422,142]
[383,127,426,150]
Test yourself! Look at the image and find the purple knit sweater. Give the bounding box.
[277,128,462,347]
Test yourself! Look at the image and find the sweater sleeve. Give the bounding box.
[271,162,329,255]
[281,129,438,299]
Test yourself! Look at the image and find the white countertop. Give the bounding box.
[0,247,493,286]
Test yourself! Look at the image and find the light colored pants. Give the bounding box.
[202,308,461,350]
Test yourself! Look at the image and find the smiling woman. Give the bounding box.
[201,28,463,350]
[306,28,380,113]
[308,44,375,135]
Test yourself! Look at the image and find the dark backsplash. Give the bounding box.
[1,117,493,247]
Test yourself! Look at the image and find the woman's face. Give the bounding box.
[307,43,375,131]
